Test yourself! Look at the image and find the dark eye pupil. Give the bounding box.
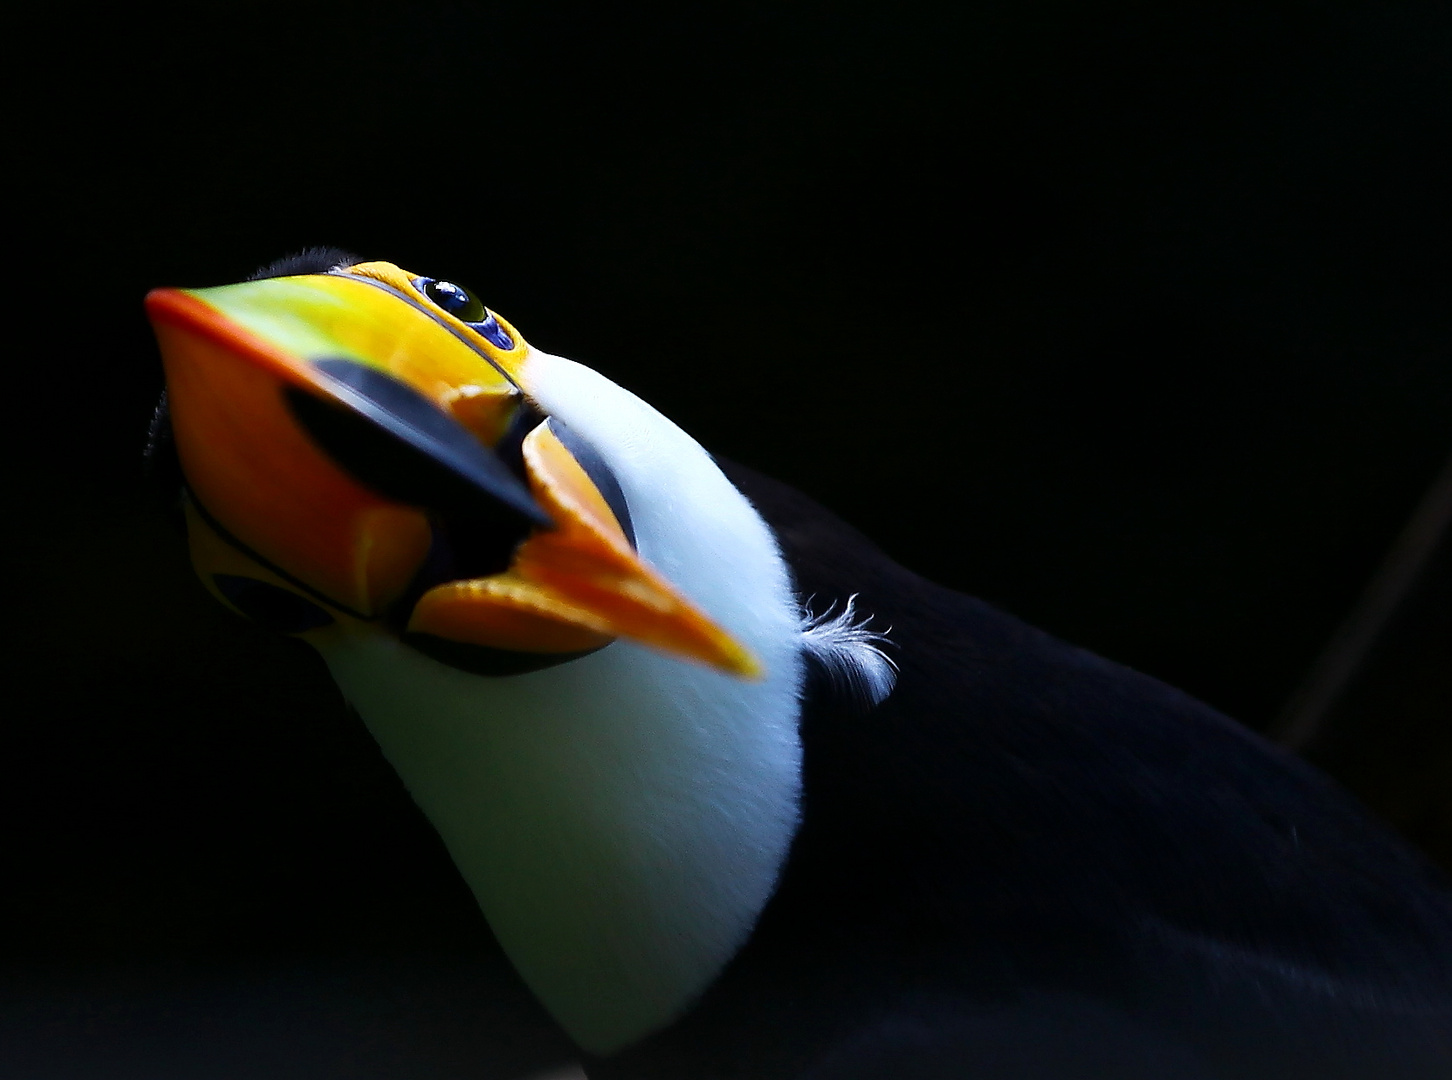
[424,279,485,322]
[415,276,513,350]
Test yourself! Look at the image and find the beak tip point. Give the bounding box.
[725,649,765,681]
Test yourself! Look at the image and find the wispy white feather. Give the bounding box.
[799,594,898,708]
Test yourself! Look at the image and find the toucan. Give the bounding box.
[146,248,1452,1079]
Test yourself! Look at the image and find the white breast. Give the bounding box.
[315,347,805,1054]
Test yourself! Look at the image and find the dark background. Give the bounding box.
[6,1,1451,1075]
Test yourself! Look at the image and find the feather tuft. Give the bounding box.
[799,594,897,710]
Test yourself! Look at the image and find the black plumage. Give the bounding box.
[248,247,363,280]
[587,461,1452,1079]
[142,254,1452,1077]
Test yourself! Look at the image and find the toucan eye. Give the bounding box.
[415,276,514,350]
[420,278,486,323]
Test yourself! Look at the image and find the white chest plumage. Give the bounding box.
[317,350,807,1054]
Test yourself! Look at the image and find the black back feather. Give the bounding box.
[590,460,1452,1080]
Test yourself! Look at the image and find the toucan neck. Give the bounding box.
[317,354,807,1052]
[320,631,803,1052]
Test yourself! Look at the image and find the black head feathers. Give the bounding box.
[248,247,363,281]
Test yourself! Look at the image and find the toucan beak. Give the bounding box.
[146,264,760,678]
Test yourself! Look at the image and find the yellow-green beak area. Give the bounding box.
[146,261,761,679]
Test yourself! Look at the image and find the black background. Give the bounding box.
[6,1,1451,1073]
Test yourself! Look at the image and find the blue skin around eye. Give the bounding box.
[471,314,514,350]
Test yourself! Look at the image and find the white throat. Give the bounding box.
[315,350,805,1054]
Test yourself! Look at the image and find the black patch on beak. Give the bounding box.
[287,358,553,582]
[214,574,335,633]
[402,631,606,677]
[289,359,550,526]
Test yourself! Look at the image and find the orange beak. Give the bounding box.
[146,263,760,678]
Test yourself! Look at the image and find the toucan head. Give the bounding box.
[146,249,760,678]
